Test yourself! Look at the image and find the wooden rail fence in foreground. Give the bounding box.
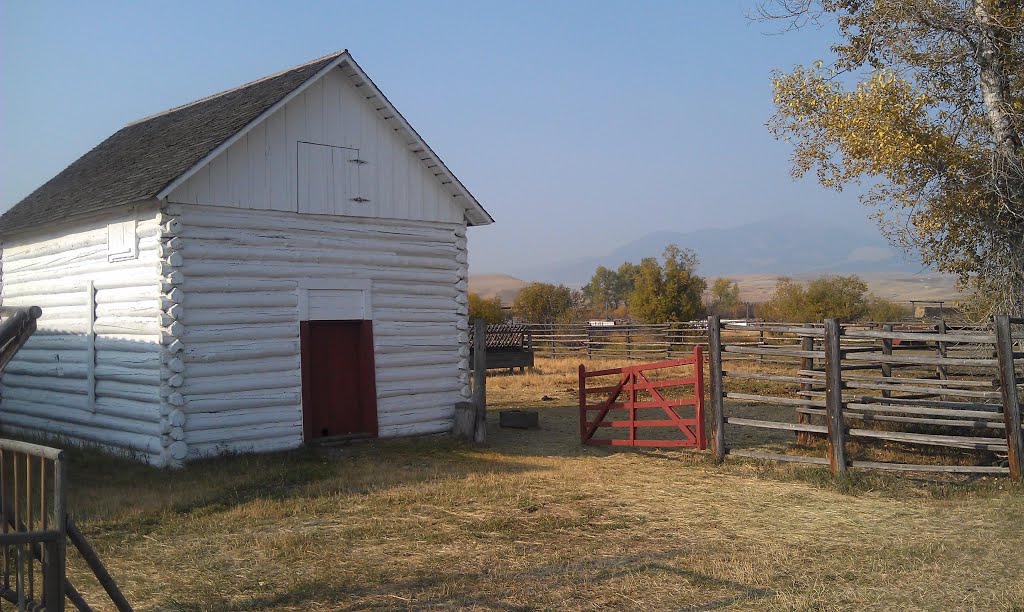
[0,439,134,611]
[707,315,1024,480]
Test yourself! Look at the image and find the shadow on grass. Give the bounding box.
[49,435,545,531]
[171,547,773,611]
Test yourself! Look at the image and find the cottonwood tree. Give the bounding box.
[759,274,910,322]
[468,292,505,324]
[583,263,639,316]
[764,0,1024,315]
[582,266,620,316]
[708,277,743,316]
[512,282,575,323]
[629,245,707,322]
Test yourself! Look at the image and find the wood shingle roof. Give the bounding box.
[0,52,344,234]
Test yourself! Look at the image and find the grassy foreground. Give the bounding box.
[53,357,1024,610]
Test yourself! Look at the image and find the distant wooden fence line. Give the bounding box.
[519,319,996,362]
[706,315,1024,480]
[524,322,711,360]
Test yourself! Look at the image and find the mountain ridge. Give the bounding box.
[515,215,926,286]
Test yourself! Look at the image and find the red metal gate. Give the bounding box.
[579,347,706,448]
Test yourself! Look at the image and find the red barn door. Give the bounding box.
[300,320,378,441]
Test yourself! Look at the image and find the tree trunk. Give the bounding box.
[973,0,1024,212]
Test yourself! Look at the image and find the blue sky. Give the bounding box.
[1,1,873,274]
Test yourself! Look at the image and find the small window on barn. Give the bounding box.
[107,220,138,262]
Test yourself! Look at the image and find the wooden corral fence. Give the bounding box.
[579,348,706,449]
[0,439,66,610]
[527,322,712,360]
[0,439,135,612]
[707,315,1024,479]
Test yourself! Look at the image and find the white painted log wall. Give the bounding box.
[166,67,464,225]
[172,204,470,458]
[0,206,168,463]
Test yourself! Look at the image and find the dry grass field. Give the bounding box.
[45,356,1024,610]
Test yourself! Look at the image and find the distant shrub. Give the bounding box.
[468,293,505,324]
[513,282,575,323]
[759,275,908,323]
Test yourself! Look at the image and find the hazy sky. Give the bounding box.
[1,1,873,274]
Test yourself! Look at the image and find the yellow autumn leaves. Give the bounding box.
[770,64,948,189]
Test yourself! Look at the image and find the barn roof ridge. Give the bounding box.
[125,50,348,128]
[1,50,491,235]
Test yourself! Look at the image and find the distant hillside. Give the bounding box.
[729,273,964,303]
[468,274,528,304]
[520,215,929,285]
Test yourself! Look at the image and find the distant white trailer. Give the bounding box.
[0,50,493,466]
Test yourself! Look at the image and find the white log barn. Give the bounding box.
[0,51,493,466]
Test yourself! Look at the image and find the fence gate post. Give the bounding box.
[708,315,726,463]
[994,315,1023,481]
[472,318,487,444]
[824,319,848,474]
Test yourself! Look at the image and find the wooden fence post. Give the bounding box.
[472,318,487,444]
[54,452,66,610]
[994,315,1023,481]
[824,318,848,474]
[936,319,949,380]
[708,315,726,463]
[881,323,893,399]
[578,364,587,443]
[797,323,814,444]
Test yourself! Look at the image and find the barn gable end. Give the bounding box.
[166,65,467,225]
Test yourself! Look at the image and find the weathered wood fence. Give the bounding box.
[707,315,1024,479]
[0,439,135,611]
[0,439,66,610]
[526,322,711,359]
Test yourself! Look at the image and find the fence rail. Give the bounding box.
[0,307,42,372]
[707,315,1024,479]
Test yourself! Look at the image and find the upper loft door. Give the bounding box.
[296,141,366,215]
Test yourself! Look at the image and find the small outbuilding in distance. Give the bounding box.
[0,50,493,466]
